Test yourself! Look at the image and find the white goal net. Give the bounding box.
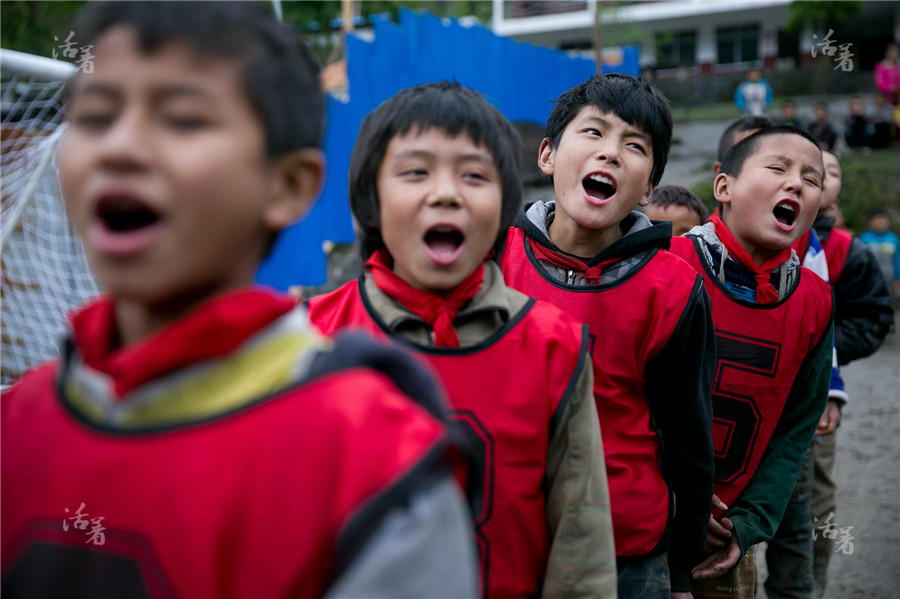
[1,49,100,384]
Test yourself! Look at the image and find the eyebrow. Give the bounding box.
[70,81,219,105]
[581,115,652,144]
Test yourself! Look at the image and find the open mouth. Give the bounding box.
[424,225,464,265]
[97,195,160,233]
[773,200,798,228]
[425,225,464,254]
[582,173,616,202]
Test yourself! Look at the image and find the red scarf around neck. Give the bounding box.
[528,237,619,285]
[70,288,297,399]
[365,249,484,347]
[710,213,791,303]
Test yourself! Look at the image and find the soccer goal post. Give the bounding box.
[1,48,100,385]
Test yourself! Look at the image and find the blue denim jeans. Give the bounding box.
[617,552,670,599]
[764,442,816,599]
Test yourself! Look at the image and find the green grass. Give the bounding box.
[838,149,900,234]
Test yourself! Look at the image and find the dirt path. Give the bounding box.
[758,316,900,598]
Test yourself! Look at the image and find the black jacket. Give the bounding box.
[815,217,894,365]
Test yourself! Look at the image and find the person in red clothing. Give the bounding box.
[1,3,478,598]
[307,81,617,598]
[667,126,834,599]
[499,73,716,599]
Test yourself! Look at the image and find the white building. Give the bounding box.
[491,0,900,78]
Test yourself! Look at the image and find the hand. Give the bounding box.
[672,593,694,599]
[692,534,742,579]
[705,515,734,550]
[816,400,842,436]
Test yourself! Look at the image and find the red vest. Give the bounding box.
[669,236,832,511]
[2,363,447,598]
[309,280,587,598]
[501,227,697,557]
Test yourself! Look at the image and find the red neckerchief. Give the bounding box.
[710,213,791,303]
[365,249,483,348]
[527,237,619,285]
[70,288,297,399]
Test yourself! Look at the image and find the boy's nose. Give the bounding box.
[97,111,151,172]
[783,174,804,196]
[594,143,620,166]
[426,174,462,207]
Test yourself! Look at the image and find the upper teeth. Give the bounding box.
[588,174,614,186]
[778,203,796,214]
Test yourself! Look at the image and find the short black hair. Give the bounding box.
[717,115,776,161]
[649,185,708,223]
[543,73,672,187]
[868,207,888,219]
[71,1,325,157]
[349,81,523,261]
[719,125,822,179]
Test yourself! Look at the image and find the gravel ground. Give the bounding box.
[758,320,900,598]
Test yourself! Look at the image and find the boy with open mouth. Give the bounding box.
[501,73,716,598]
[1,3,477,597]
[668,126,835,598]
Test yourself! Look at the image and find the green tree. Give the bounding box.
[785,0,862,34]
[1,1,87,57]
[282,1,492,64]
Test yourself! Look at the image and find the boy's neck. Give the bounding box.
[113,298,197,349]
[719,213,782,266]
[548,212,623,259]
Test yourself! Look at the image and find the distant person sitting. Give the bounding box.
[734,67,772,116]
[870,92,897,148]
[807,103,838,151]
[844,97,874,150]
[778,99,803,128]
[644,186,708,236]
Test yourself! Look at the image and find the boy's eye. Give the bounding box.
[463,171,489,182]
[400,168,428,177]
[767,165,785,173]
[70,112,115,130]
[626,142,647,154]
[164,115,209,131]
[804,177,821,188]
[583,128,601,136]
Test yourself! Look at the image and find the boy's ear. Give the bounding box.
[638,182,655,207]
[263,149,325,231]
[537,138,555,177]
[713,172,732,209]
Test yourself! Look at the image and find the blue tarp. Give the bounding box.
[257,9,639,289]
